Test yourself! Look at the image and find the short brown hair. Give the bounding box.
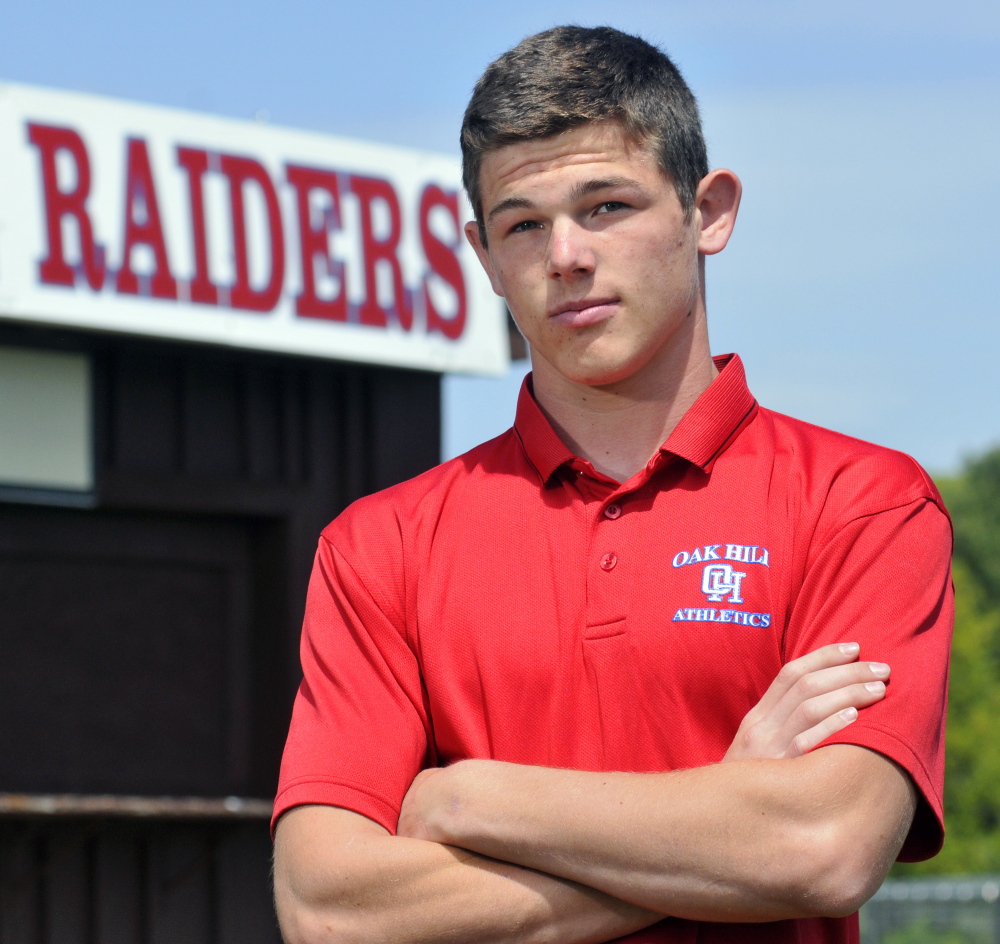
[461,26,709,243]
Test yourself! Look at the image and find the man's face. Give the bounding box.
[467,121,703,388]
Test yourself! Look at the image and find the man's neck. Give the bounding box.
[529,320,717,484]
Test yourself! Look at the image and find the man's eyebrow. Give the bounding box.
[486,196,534,224]
[486,176,648,224]
[568,176,646,202]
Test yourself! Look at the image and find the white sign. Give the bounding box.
[0,83,507,375]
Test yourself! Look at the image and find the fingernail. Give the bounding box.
[839,643,860,655]
[841,706,858,721]
[866,681,885,693]
[869,663,890,678]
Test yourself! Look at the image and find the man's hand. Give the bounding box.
[723,642,890,761]
[285,645,910,941]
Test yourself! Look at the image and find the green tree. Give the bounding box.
[893,448,1000,875]
[940,450,1000,606]
[894,561,1000,875]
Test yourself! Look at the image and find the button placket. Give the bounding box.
[599,500,621,572]
[585,488,630,631]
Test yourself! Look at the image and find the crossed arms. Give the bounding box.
[274,644,917,944]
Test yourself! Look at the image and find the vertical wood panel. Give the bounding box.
[226,549,254,786]
[43,832,90,944]
[248,519,292,799]
[279,369,307,485]
[342,370,371,507]
[0,510,244,795]
[243,366,282,483]
[0,826,41,944]
[370,369,441,493]
[111,353,180,474]
[0,821,280,944]
[184,360,243,478]
[94,829,143,944]
[148,828,215,944]
[216,826,281,944]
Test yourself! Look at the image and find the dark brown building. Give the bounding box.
[0,82,514,940]
[0,321,443,942]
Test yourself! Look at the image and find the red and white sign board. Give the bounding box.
[0,83,507,375]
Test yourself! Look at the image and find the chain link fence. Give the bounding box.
[861,877,1000,943]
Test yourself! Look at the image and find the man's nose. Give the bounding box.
[546,218,595,280]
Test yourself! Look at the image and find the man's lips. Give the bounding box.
[547,298,620,328]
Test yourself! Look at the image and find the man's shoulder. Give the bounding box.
[320,427,525,550]
[755,406,945,517]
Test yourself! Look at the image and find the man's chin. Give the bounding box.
[558,357,646,389]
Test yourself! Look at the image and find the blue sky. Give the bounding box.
[5,0,999,473]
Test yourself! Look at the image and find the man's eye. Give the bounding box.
[596,201,627,214]
[510,220,540,234]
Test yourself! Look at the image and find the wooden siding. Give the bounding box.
[0,322,444,940]
[0,817,279,944]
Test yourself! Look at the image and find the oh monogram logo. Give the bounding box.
[701,563,746,604]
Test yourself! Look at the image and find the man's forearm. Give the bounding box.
[274,805,663,944]
[400,745,916,923]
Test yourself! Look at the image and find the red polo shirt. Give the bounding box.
[275,354,953,944]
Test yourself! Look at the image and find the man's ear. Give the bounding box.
[695,169,742,256]
[464,221,505,297]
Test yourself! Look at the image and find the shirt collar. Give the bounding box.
[513,354,758,484]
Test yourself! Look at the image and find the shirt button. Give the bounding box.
[604,503,622,519]
[600,552,618,571]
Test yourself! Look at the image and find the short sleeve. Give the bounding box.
[783,497,953,861]
[271,530,431,836]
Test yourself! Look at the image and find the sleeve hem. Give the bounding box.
[271,778,401,838]
[817,722,944,861]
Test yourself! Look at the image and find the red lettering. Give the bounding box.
[115,138,176,300]
[419,184,466,340]
[286,164,347,321]
[219,154,285,312]
[350,174,412,330]
[26,123,104,290]
[176,147,218,305]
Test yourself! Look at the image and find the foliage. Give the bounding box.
[939,451,1000,607]
[893,561,1000,875]
[892,447,1000,876]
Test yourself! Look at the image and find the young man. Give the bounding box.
[273,26,952,944]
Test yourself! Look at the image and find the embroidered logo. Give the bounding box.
[671,544,769,568]
[701,563,746,604]
[669,542,773,628]
[672,607,771,627]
